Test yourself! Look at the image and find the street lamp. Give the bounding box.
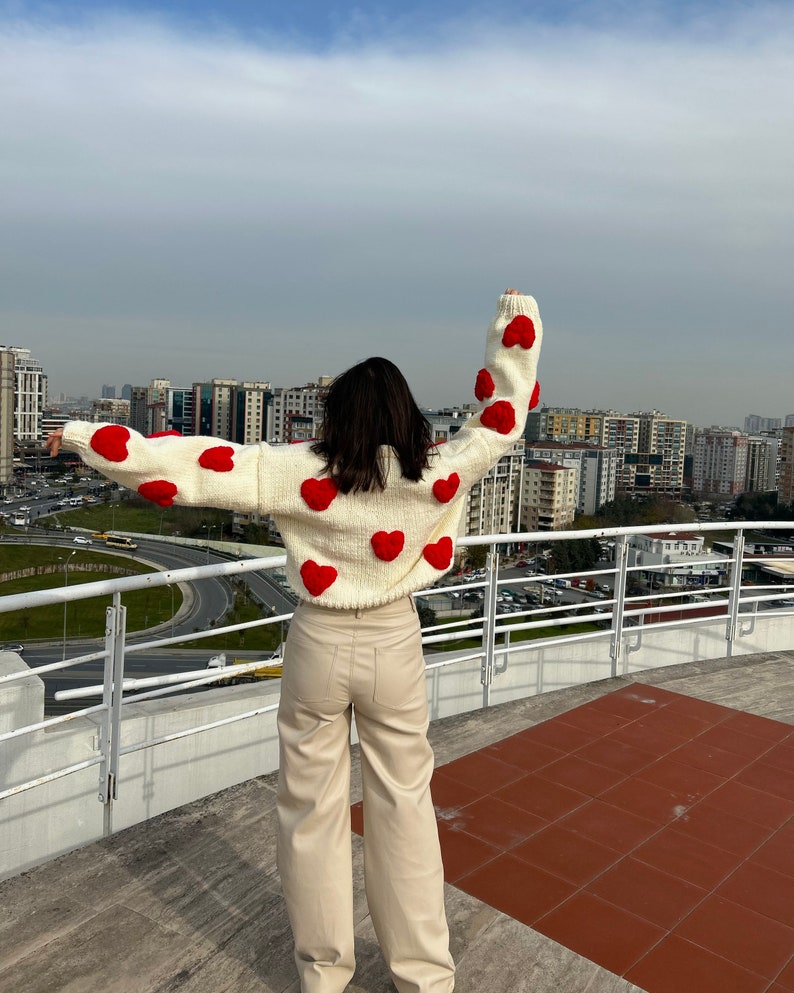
[60,550,77,660]
[204,524,216,562]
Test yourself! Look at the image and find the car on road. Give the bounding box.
[72,536,92,545]
[0,643,24,653]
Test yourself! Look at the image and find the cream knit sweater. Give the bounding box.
[62,292,543,608]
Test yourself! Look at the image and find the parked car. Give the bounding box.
[72,536,92,545]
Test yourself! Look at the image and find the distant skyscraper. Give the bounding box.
[121,383,132,401]
[785,414,794,428]
[744,414,782,433]
[101,384,117,399]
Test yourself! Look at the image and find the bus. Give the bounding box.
[105,536,138,550]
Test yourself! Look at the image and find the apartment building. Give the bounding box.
[779,427,794,505]
[520,460,578,531]
[526,442,618,516]
[464,442,525,537]
[539,408,604,445]
[0,346,46,442]
[270,378,333,443]
[692,428,750,498]
[0,349,14,489]
[745,435,779,493]
[89,398,131,426]
[130,379,171,436]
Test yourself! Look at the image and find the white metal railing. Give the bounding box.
[2,520,794,839]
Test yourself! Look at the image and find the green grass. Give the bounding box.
[33,499,233,538]
[0,546,183,642]
[174,600,283,654]
[425,611,601,652]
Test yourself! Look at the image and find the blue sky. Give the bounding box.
[2,0,794,426]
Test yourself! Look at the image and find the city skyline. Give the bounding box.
[3,1,794,425]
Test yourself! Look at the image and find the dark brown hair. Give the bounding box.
[312,356,433,494]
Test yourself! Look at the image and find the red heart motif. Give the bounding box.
[529,380,541,410]
[147,430,181,438]
[502,314,536,349]
[423,536,453,571]
[300,560,338,597]
[371,530,405,562]
[480,400,516,435]
[432,473,460,504]
[138,479,178,507]
[198,446,235,472]
[474,368,495,401]
[300,477,338,511]
[90,424,130,463]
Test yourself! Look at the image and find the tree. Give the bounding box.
[417,604,437,628]
[465,545,488,570]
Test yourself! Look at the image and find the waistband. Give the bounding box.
[296,595,417,619]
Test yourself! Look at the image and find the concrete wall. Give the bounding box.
[2,609,793,881]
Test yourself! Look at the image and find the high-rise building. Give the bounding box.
[270,378,332,443]
[745,414,782,433]
[526,443,618,516]
[101,384,117,399]
[165,388,194,437]
[231,382,271,444]
[0,346,46,442]
[130,379,171,436]
[745,435,779,493]
[520,460,578,531]
[90,398,130,425]
[465,442,525,537]
[779,428,794,505]
[0,349,14,489]
[692,428,749,497]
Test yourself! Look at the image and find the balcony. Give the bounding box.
[1,521,793,992]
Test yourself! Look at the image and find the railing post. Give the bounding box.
[725,530,745,656]
[98,592,127,837]
[481,544,499,709]
[610,535,629,678]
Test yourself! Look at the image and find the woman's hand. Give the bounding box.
[46,429,64,457]
[504,288,523,295]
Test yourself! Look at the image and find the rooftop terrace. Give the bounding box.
[2,648,792,993]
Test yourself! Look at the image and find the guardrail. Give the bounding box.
[2,520,794,865]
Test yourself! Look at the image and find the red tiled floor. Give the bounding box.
[535,891,665,976]
[511,824,620,886]
[483,732,566,774]
[775,954,794,990]
[633,826,743,890]
[351,682,794,990]
[559,798,659,851]
[576,735,658,776]
[674,894,794,979]
[515,717,598,753]
[717,859,794,928]
[672,800,775,857]
[585,856,707,929]
[625,934,769,993]
[459,851,575,926]
[436,821,500,883]
[437,749,526,793]
[534,752,627,797]
[443,795,547,849]
[493,772,588,821]
[705,779,794,830]
[636,753,725,799]
[599,775,696,825]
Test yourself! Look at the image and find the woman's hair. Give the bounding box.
[312,356,433,493]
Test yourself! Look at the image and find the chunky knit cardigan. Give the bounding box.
[62,292,543,609]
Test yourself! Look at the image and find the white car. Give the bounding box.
[72,536,92,545]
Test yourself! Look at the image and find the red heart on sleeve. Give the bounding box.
[91,424,130,462]
[432,473,460,504]
[423,536,453,571]
[371,530,405,562]
[502,315,536,349]
[300,560,338,597]
[147,430,181,438]
[300,477,339,511]
[198,446,235,472]
[529,380,541,410]
[480,401,516,435]
[138,480,178,507]
[474,368,495,401]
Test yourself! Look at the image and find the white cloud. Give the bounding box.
[1,5,794,423]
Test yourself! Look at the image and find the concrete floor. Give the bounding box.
[1,649,792,993]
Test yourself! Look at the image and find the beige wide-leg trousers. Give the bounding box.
[277,596,455,993]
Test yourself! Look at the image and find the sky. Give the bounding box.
[2,0,793,428]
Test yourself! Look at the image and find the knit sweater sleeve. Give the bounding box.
[59,423,275,513]
[441,291,543,482]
